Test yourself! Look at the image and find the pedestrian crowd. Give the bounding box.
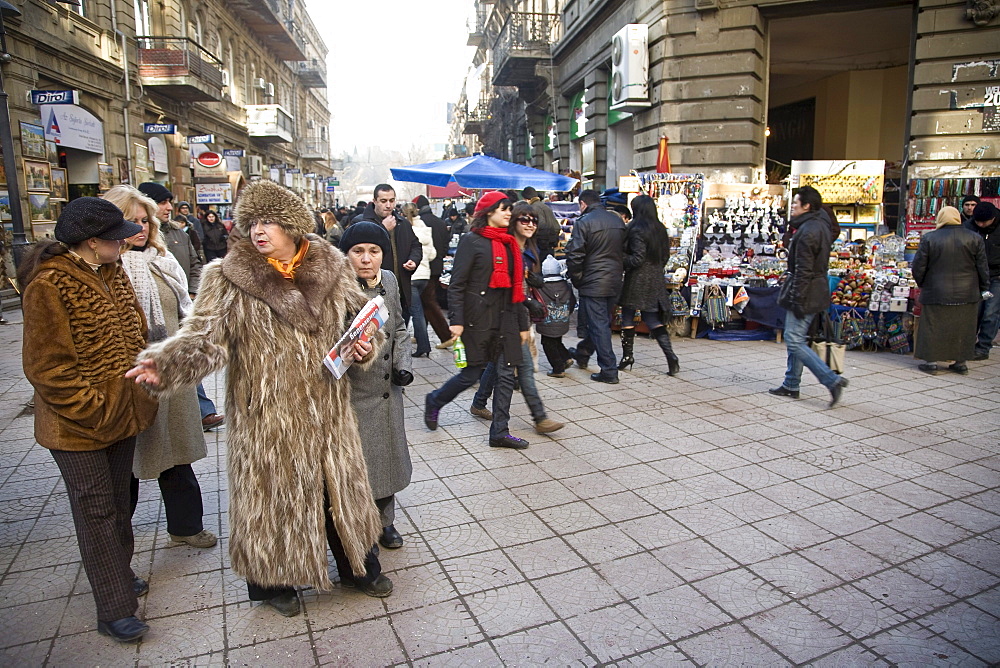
[16,178,998,642]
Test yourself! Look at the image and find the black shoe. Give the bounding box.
[264,590,301,617]
[768,386,800,399]
[343,573,394,598]
[971,352,989,361]
[617,356,634,371]
[379,525,403,549]
[424,394,439,430]
[411,351,430,358]
[568,347,589,369]
[546,368,565,378]
[948,363,969,375]
[918,363,939,375]
[828,377,849,408]
[590,372,619,384]
[97,616,149,642]
[133,577,149,597]
[489,435,529,449]
[667,354,681,377]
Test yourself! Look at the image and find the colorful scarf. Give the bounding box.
[267,239,310,280]
[476,226,525,303]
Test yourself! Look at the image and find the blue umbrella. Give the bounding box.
[390,154,578,191]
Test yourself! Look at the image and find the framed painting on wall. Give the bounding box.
[98,163,114,191]
[19,122,46,159]
[0,190,11,220]
[46,140,59,165]
[24,159,52,192]
[50,167,68,201]
[29,193,52,221]
[832,206,855,224]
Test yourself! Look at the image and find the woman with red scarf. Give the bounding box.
[424,192,531,449]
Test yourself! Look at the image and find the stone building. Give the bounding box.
[3,0,333,241]
[455,0,998,226]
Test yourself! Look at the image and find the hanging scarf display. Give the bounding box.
[475,226,525,303]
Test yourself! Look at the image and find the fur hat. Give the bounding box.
[55,197,143,244]
[339,221,390,258]
[137,182,174,203]
[234,180,314,239]
[474,191,509,215]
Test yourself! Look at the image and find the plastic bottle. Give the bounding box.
[453,337,467,368]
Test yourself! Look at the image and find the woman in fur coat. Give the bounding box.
[127,181,390,617]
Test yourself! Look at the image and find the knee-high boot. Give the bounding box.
[617,329,635,370]
[651,325,680,376]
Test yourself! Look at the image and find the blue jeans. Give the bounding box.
[975,277,1000,356]
[578,295,618,377]
[429,351,517,439]
[781,310,840,392]
[410,279,431,355]
[197,382,216,419]
[473,342,546,423]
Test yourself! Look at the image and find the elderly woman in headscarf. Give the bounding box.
[103,185,216,550]
[912,205,989,375]
[127,181,391,618]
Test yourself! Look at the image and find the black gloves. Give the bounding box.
[392,369,414,386]
[525,272,544,288]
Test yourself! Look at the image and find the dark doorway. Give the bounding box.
[766,98,815,182]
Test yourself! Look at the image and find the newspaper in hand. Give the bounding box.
[324,295,389,379]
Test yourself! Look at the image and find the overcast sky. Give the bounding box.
[304,0,476,156]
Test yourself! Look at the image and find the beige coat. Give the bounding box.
[138,234,382,589]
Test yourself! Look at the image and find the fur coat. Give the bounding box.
[138,233,383,589]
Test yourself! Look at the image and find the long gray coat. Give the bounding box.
[347,270,412,502]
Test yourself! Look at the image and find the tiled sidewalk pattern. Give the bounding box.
[1,310,998,666]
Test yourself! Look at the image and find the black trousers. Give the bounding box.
[247,489,382,601]
[50,437,139,622]
[540,335,571,371]
[129,463,205,537]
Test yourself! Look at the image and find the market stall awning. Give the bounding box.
[391,154,578,191]
[427,182,475,199]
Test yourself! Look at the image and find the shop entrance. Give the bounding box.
[764,2,912,190]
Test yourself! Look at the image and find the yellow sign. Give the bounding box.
[798,173,884,204]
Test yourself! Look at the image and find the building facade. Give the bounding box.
[3,0,333,241]
[455,0,998,226]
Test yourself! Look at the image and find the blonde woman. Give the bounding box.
[102,185,216,549]
[402,202,436,357]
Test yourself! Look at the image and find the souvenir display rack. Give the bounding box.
[791,160,886,241]
[905,177,1000,234]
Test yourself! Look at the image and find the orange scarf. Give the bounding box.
[267,239,310,280]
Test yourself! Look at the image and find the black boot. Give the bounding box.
[651,326,680,376]
[617,329,635,371]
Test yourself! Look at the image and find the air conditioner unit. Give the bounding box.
[610,24,651,112]
[247,155,263,176]
[265,82,275,97]
[254,77,267,90]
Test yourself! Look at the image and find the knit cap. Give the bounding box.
[55,197,143,244]
[137,182,174,203]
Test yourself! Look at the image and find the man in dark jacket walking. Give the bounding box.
[522,186,561,261]
[565,189,627,383]
[354,184,422,312]
[770,186,848,407]
[413,195,453,345]
[964,202,1000,359]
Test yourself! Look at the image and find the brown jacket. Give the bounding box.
[22,253,158,451]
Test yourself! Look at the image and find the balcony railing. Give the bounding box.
[292,59,326,88]
[492,13,561,87]
[227,0,307,60]
[137,37,224,102]
[462,94,494,136]
[467,5,490,47]
[299,139,329,160]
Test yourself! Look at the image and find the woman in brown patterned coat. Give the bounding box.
[126,181,391,617]
[20,197,157,642]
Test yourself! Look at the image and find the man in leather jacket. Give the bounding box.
[565,189,626,383]
[770,186,848,407]
[353,185,422,313]
[964,202,1000,359]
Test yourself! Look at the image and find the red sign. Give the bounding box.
[196,152,223,168]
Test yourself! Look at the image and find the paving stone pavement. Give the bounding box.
[1,309,999,666]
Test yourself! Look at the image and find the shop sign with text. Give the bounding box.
[196,182,234,204]
[31,90,79,105]
[144,123,176,134]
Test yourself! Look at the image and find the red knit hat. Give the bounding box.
[474,191,509,215]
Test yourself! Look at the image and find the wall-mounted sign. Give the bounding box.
[304,172,316,178]
[287,168,301,174]
[143,123,176,134]
[187,134,214,144]
[270,163,286,169]
[326,183,336,193]
[40,104,104,154]
[31,90,79,105]
[196,182,234,204]
[223,149,245,157]
[196,152,223,168]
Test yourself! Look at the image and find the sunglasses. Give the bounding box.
[515,216,538,226]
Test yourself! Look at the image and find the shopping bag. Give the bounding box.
[809,311,846,374]
[702,285,729,328]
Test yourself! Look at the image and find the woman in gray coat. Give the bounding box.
[340,222,413,550]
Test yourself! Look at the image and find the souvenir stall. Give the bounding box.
[904,176,1000,236]
[791,160,886,241]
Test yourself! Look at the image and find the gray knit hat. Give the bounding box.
[55,197,143,244]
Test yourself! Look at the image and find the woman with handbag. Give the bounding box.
[423,192,533,449]
[617,195,680,375]
[340,222,414,550]
[469,202,564,435]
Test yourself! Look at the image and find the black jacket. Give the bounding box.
[355,203,422,309]
[418,205,450,276]
[913,225,989,304]
[565,203,626,298]
[620,219,672,313]
[778,210,832,317]
[528,199,561,257]
[202,219,228,254]
[962,217,1000,280]
[448,231,529,367]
